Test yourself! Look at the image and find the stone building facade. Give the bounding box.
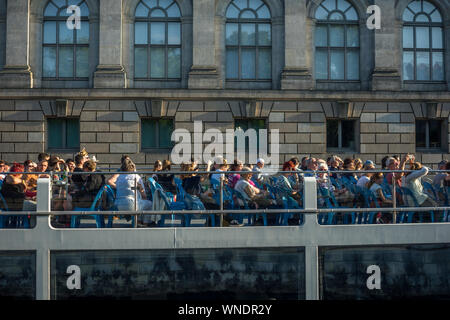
[0,0,448,168]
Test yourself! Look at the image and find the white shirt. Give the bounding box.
[357,175,370,188]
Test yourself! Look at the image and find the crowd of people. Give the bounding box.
[0,149,449,227]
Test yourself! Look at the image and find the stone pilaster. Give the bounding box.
[93,0,127,88]
[188,0,220,89]
[281,0,313,90]
[0,0,33,88]
[371,0,402,91]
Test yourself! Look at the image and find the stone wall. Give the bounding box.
[1,99,450,168]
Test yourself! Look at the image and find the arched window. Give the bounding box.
[402,0,445,82]
[42,0,90,79]
[314,0,359,81]
[225,0,272,80]
[134,0,181,79]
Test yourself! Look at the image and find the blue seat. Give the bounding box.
[149,177,184,226]
[401,187,436,223]
[232,189,266,226]
[70,186,109,228]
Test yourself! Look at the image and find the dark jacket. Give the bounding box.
[1,181,26,211]
[72,174,103,209]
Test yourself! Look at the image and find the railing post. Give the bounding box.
[303,176,319,300]
[36,178,51,300]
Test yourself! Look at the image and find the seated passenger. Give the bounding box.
[274,161,301,206]
[156,160,177,195]
[402,161,437,209]
[356,161,375,188]
[228,160,244,189]
[234,167,275,209]
[368,173,392,223]
[1,163,36,211]
[69,160,104,209]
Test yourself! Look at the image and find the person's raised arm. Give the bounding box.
[107,173,119,188]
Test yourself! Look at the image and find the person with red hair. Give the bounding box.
[274,161,302,206]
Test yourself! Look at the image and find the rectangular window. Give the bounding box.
[141,118,174,150]
[416,120,444,151]
[327,119,357,151]
[234,119,266,154]
[47,118,80,150]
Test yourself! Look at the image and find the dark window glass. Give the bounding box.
[48,118,80,150]
[416,119,442,150]
[142,119,174,149]
[326,120,339,148]
[429,120,441,148]
[341,120,355,149]
[235,119,266,153]
[327,119,356,151]
[415,120,427,148]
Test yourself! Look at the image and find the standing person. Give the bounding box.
[109,160,153,227]
[402,161,437,211]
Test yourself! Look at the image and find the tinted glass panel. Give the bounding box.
[432,52,444,81]
[346,25,359,47]
[346,50,359,80]
[429,120,441,148]
[58,47,74,78]
[150,47,165,78]
[416,120,426,148]
[226,23,239,45]
[158,119,174,148]
[315,49,328,80]
[50,248,305,300]
[167,47,181,78]
[258,48,271,79]
[416,27,430,49]
[48,118,64,149]
[135,22,148,45]
[135,47,148,78]
[43,47,57,77]
[241,49,256,79]
[416,52,430,81]
[0,251,35,299]
[151,22,165,45]
[431,27,443,49]
[240,24,256,45]
[315,25,327,47]
[167,23,180,45]
[327,120,339,148]
[342,120,355,149]
[76,22,89,44]
[44,21,57,44]
[142,120,157,149]
[403,26,414,49]
[66,118,80,149]
[226,48,238,79]
[403,51,414,81]
[75,47,89,78]
[59,22,74,44]
[258,24,271,46]
[330,49,345,80]
[330,25,344,47]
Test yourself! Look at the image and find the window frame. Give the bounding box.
[134,1,182,81]
[140,117,175,152]
[42,2,90,81]
[402,1,446,83]
[415,119,447,152]
[46,117,80,152]
[225,1,272,82]
[326,118,359,153]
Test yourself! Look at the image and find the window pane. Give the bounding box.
[167,23,180,45]
[315,6,328,20]
[48,119,63,149]
[327,120,339,148]
[59,22,74,44]
[241,10,256,19]
[75,47,89,78]
[342,120,355,149]
[315,48,328,80]
[403,27,413,49]
[258,48,271,79]
[43,21,56,44]
[240,24,255,45]
[150,47,165,78]
[135,22,148,44]
[403,51,414,81]
[249,0,264,10]
[43,47,57,77]
[346,25,359,47]
[59,47,74,78]
[432,52,444,81]
[402,8,414,22]
[44,3,58,16]
[330,25,344,47]
[142,120,157,149]
[66,119,80,149]
[430,10,442,23]
[429,120,441,148]
[415,120,426,148]
[258,24,271,46]
[329,12,344,21]
[408,1,421,13]
[346,50,359,80]
[432,27,443,49]
[151,22,165,45]
[338,0,351,11]
[226,4,239,18]
[166,3,181,17]
[79,2,89,16]
[416,52,430,81]
[158,119,174,148]
[321,0,336,10]
[256,5,270,18]
[159,0,172,9]
[423,1,435,14]
[226,48,238,79]
[415,14,429,22]
[135,2,149,17]
[330,49,344,80]
[345,7,358,20]
[143,0,157,8]
[226,23,238,45]
[415,27,430,49]
[151,9,165,17]
[135,47,148,78]
[76,21,89,44]
[167,47,180,78]
[315,25,327,47]
[241,49,256,79]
